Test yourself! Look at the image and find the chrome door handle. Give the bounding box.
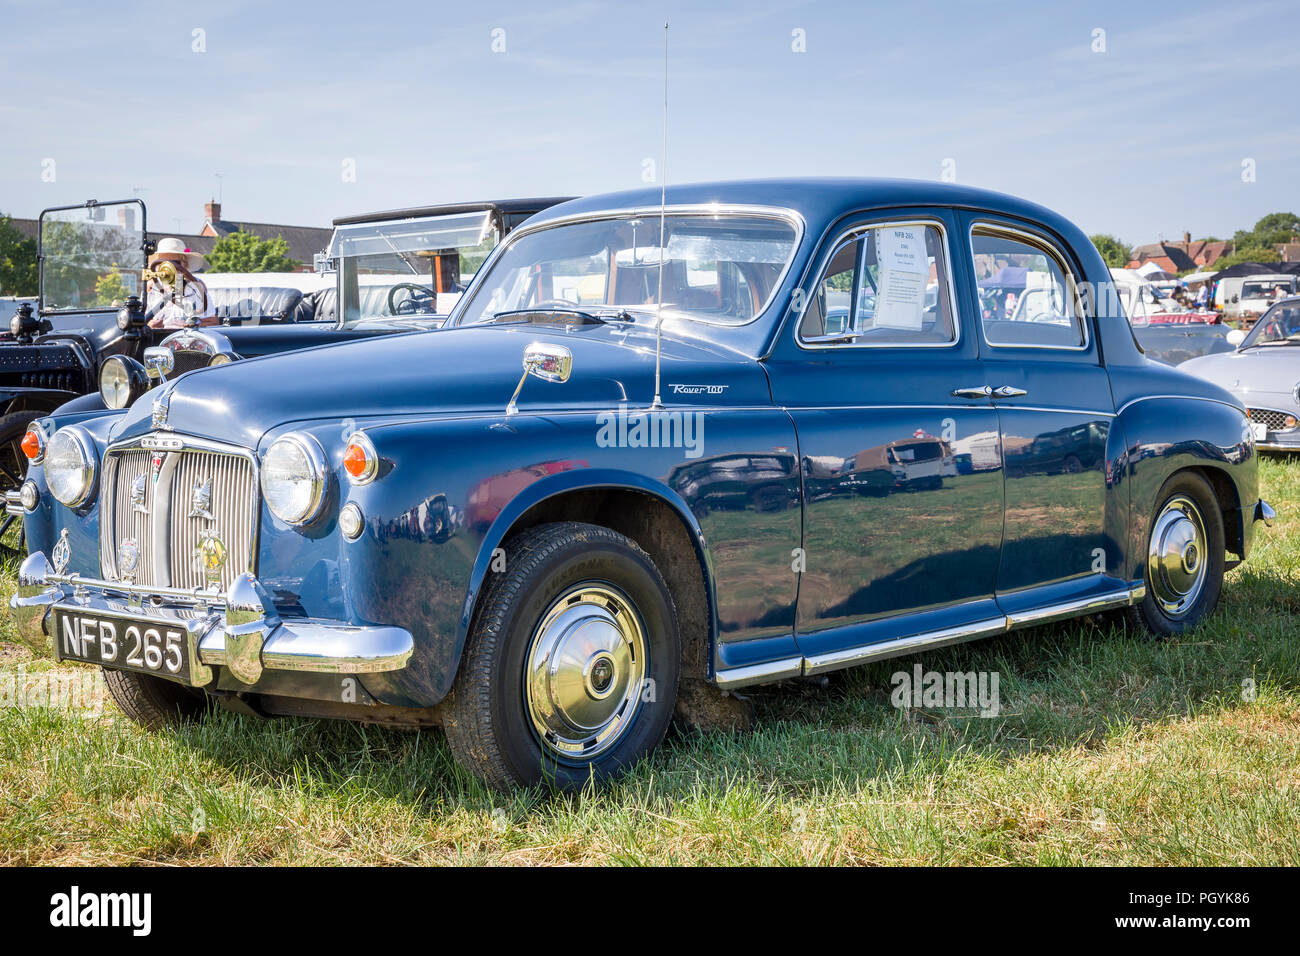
[952,385,993,399]
[993,385,1028,398]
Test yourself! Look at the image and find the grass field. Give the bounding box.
[1,459,1297,865]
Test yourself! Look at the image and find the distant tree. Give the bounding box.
[94,264,131,306]
[0,213,38,296]
[1089,234,1132,268]
[205,230,300,273]
[1231,212,1300,252]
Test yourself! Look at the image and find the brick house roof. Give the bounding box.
[199,201,330,268]
[1128,236,1234,272]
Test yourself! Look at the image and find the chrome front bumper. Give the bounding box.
[8,552,414,687]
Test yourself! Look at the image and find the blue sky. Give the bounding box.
[1,0,1295,246]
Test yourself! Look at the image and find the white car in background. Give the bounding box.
[1180,296,1300,451]
[1217,273,1298,319]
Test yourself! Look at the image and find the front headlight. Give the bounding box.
[261,433,327,525]
[45,426,98,507]
[99,355,150,410]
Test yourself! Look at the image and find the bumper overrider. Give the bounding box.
[9,551,414,687]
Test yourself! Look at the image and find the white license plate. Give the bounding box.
[52,610,195,684]
[1252,422,1269,441]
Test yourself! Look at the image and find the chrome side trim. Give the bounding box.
[712,655,805,690]
[1003,586,1139,629]
[802,617,1009,676]
[1256,442,1300,452]
[1113,394,1244,417]
[713,584,1146,688]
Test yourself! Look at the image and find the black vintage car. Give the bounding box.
[3,197,570,549]
[0,199,163,549]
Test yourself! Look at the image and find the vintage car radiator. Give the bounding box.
[0,342,94,393]
[99,440,258,591]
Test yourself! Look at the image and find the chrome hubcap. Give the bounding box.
[524,583,647,760]
[1148,495,1208,618]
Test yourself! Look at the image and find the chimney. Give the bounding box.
[1183,230,1191,245]
[117,206,136,232]
[204,199,221,224]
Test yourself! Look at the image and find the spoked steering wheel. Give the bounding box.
[388,283,436,316]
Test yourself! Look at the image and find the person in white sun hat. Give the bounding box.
[143,237,216,328]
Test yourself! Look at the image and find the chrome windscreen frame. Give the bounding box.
[98,432,261,586]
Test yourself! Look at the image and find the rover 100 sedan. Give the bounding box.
[9,179,1274,790]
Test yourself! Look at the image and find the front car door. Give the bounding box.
[765,209,1006,672]
[958,213,1123,618]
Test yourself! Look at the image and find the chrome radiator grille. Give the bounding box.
[1247,408,1298,433]
[100,438,258,591]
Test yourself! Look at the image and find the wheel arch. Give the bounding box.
[463,469,718,684]
[1114,393,1259,576]
[1192,463,1246,560]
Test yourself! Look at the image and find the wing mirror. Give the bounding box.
[142,346,175,382]
[506,343,573,416]
[1226,328,1246,347]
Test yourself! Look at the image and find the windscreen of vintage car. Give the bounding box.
[1239,303,1300,348]
[38,200,147,313]
[455,214,799,327]
[329,210,498,325]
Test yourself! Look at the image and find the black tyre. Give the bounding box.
[1127,471,1225,637]
[0,411,36,556]
[443,522,680,791]
[102,668,210,728]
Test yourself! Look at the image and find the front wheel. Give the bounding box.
[443,522,680,791]
[102,668,211,728]
[1127,471,1225,637]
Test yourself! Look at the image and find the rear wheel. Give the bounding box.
[102,669,210,728]
[1127,471,1225,637]
[443,522,680,790]
[0,412,36,557]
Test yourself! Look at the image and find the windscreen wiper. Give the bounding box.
[489,307,633,326]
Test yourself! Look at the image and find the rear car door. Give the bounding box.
[765,210,1006,668]
[959,213,1121,617]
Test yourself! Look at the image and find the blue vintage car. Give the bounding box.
[9,179,1275,790]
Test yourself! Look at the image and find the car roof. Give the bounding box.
[526,177,1072,233]
[332,198,576,227]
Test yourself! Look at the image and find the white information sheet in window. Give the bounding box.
[873,226,930,330]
